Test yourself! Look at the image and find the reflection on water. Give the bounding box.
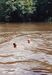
[0,23,52,75]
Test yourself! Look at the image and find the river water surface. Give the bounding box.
[0,23,52,75]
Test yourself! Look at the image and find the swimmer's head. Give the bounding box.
[13,43,16,48]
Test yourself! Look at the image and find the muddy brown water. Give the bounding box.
[0,23,52,75]
[0,23,52,32]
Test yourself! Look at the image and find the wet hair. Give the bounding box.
[13,43,16,48]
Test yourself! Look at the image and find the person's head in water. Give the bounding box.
[13,43,16,48]
[27,38,31,43]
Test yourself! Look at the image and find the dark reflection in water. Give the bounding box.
[0,23,52,32]
[0,23,52,75]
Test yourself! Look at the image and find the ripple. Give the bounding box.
[0,31,52,75]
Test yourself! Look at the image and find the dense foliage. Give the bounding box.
[48,0,52,22]
[0,0,49,22]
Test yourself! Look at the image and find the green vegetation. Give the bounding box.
[0,0,49,22]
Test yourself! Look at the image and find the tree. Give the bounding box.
[0,0,7,21]
[0,0,48,22]
[7,0,37,22]
[36,0,48,21]
[48,0,52,22]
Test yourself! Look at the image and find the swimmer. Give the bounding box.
[27,38,31,43]
[13,43,16,48]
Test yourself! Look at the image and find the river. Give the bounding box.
[0,23,52,75]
